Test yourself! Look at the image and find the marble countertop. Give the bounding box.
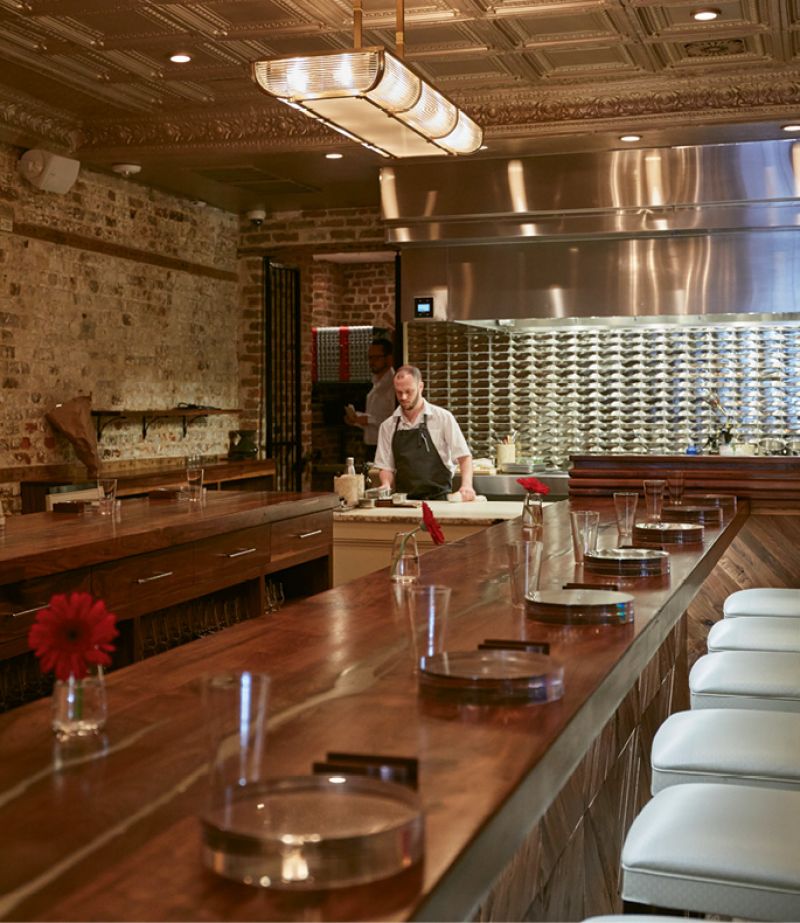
[333,498,530,525]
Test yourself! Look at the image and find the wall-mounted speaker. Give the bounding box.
[18,149,80,194]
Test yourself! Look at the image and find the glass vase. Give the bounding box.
[521,492,544,542]
[390,532,420,584]
[52,664,107,739]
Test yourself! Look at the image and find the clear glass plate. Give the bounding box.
[419,649,564,704]
[583,547,671,576]
[633,521,704,543]
[525,589,634,625]
[662,504,722,524]
[201,775,424,890]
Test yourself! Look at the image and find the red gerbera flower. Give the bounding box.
[421,501,446,545]
[516,476,551,495]
[28,592,119,682]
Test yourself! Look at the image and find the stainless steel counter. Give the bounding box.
[462,470,570,500]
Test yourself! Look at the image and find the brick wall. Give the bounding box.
[0,142,240,510]
[0,154,395,511]
[238,207,396,485]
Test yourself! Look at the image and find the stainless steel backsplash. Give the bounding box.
[406,318,800,467]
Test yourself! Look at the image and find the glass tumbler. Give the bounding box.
[570,510,599,563]
[667,472,685,505]
[506,540,544,607]
[97,478,117,516]
[613,492,639,545]
[395,584,451,670]
[643,479,666,522]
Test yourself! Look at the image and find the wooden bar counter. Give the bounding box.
[0,491,337,709]
[17,458,277,514]
[569,453,800,507]
[0,499,746,922]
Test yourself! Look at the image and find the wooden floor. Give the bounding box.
[686,511,800,667]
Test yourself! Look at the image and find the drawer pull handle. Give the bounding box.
[297,529,323,539]
[136,571,174,584]
[224,547,257,559]
[10,603,47,619]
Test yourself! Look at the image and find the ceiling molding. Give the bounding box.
[464,69,800,133]
[0,86,82,151]
[2,0,799,209]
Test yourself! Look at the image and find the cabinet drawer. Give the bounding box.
[92,545,196,618]
[193,525,270,595]
[0,569,91,658]
[270,511,332,567]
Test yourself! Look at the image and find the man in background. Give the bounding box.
[344,338,395,461]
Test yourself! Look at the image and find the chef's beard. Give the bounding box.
[401,393,422,413]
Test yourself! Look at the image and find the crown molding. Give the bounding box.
[462,69,800,133]
[4,67,800,160]
[0,86,82,151]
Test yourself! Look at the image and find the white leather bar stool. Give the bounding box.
[724,587,800,618]
[651,709,800,794]
[708,615,800,653]
[690,650,800,712]
[621,782,800,920]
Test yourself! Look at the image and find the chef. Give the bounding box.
[374,365,476,501]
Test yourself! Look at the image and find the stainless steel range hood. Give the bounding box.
[381,140,800,322]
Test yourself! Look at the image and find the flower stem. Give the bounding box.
[73,676,84,721]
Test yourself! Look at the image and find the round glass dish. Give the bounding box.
[662,504,722,525]
[526,588,635,625]
[418,649,564,704]
[583,547,670,577]
[633,521,704,543]
[201,775,424,890]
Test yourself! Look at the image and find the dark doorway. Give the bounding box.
[264,259,301,491]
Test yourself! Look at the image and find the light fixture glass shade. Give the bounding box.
[253,48,482,158]
[437,111,484,155]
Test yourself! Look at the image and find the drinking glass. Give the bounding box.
[666,471,685,505]
[506,540,544,607]
[202,671,271,818]
[186,463,204,502]
[570,510,599,563]
[393,584,451,671]
[613,492,639,545]
[643,479,666,522]
[97,478,117,516]
[390,532,420,584]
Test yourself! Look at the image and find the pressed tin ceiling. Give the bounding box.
[0,0,799,213]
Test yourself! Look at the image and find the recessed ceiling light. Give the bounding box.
[325,153,343,160]
[619,134,641,143]
[691,7,721,21]
[781,124,800,133]
[169,52,192,63]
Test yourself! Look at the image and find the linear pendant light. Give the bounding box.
[252,1,482,158]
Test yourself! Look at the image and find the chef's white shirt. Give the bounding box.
[374,399,471,474]
[363,367,396,447]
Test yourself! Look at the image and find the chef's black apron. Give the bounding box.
[392,414,452,500]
